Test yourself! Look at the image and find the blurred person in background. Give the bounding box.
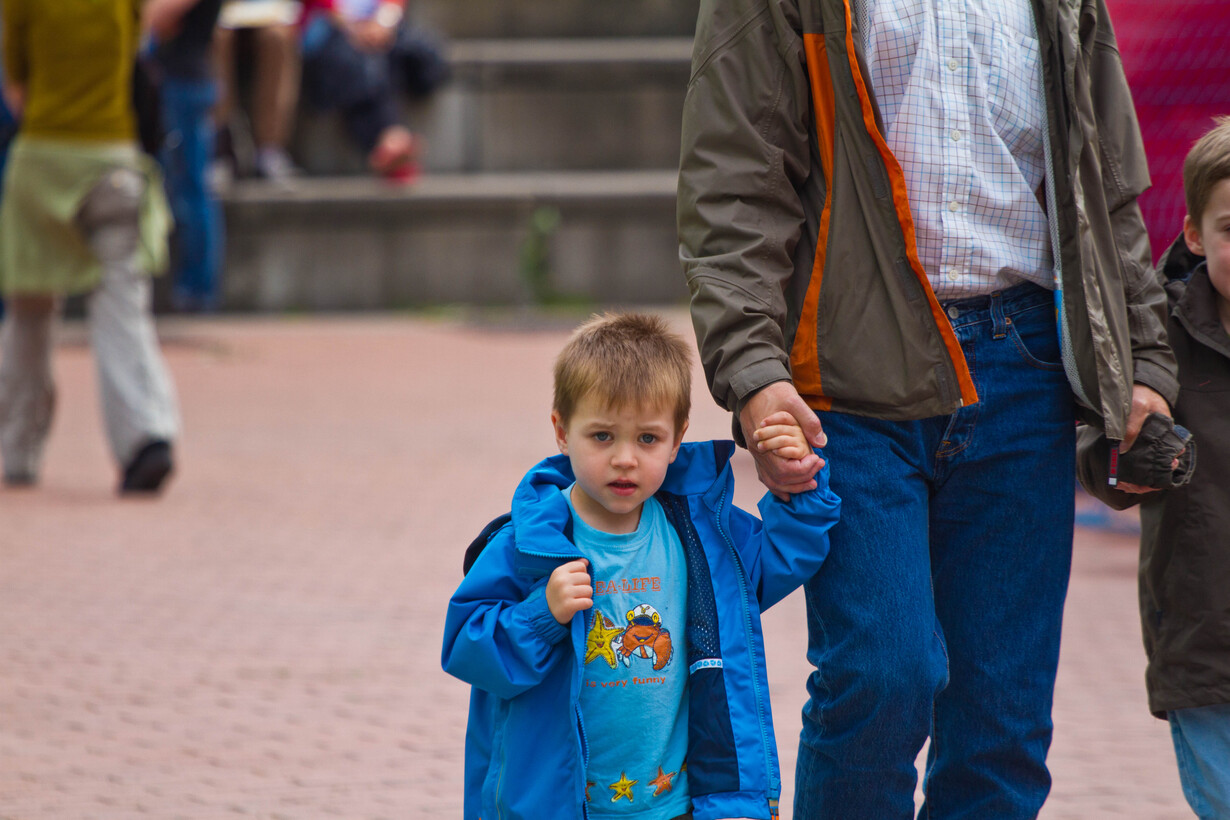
[146,0,226,312]
[0,0,180,494]
[0,49,15,324]
[299,0,449,182]
[213,0,302,182]
[1108,0,1230,264]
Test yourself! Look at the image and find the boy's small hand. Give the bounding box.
[752,410,812,461]
[546,559,593,625]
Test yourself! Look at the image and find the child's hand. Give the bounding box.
[752,410,812,461]
[546,559,593,625]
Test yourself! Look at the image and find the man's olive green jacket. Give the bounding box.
[678,0,1178,438]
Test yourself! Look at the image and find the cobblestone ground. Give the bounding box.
[0,312,1186,819]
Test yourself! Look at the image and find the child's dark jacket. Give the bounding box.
[1077,236,1230,717]
[441,440,840,820]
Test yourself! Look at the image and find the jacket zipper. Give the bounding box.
[712,487,780,799]
[576,613,591,820]
[517,548,584,561]
[576,702,590,819]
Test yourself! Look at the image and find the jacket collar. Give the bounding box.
[1176,263,1230,360]
[509,441,736,559]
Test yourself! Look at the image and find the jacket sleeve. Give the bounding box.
[725,458,841,610]
[677,0,812,415]
[1089,0,1179,406]
[441,529,573,700]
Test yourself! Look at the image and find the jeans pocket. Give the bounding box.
[1006,309,1063,371]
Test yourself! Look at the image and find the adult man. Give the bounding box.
[677,0,1178,816]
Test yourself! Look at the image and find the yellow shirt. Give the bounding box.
[3,0,141,142]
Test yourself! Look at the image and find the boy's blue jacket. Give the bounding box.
[441,440,840,820]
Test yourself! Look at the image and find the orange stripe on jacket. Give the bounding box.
[791,31,836,410]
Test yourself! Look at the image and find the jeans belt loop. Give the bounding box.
[990,291,1008,339]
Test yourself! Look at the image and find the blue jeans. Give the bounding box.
[794,283,1077,819]
[159,77,223,310]
[1170,704,1230,819]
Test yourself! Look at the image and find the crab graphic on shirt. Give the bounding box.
[616,603,673,671]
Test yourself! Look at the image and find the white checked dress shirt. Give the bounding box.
[855,0,1054,300]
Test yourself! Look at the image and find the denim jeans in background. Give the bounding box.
[794,283,1077,819]
[159,77,223,311]
[1170,704,1230,819]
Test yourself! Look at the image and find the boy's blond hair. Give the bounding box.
[1184,116,1230,226]
[553,312,692,433]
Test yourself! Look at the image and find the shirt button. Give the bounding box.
[948,58,959,71]
[947,269,961,282]
[948,201,960,212]
[951,129,962,142]
[947,306,960,319]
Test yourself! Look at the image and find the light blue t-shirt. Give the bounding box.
[566,488,690,819]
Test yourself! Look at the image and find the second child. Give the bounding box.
[1077,117,1230,819]
[441,313,840,820]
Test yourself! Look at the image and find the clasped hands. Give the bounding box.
[739,381,826,500]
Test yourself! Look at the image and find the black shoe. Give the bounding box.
[3,470,36,487]
[120,440,173,494]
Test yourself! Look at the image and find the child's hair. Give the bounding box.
[1184,116,1230,226]
[553,312,692,433]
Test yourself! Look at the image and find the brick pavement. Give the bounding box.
[0,312,1186,819]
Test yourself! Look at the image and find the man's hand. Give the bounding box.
[1117,384,1174,494]
[739,381,825,499]
[545,559,592,625]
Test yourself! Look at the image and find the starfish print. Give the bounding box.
[608,772,638,803]
[648,766,677,796]
[584,611,622,668]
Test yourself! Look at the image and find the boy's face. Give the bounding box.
[1185,177,1230,308]
[551,395,687,535]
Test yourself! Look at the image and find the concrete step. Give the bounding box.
[416,0,698,40]
[292,38,693,175]
[220,171,684,310]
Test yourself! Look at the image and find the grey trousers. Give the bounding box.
[0,168,180,481]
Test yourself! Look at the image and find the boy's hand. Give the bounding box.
[739,381,824,499]
[546,559,593,625]
[752,410,812,461]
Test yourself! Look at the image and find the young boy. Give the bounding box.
[441,313,840,820]
[1077,117,1230,819]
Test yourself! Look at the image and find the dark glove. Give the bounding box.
[1116,412,1196,489]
